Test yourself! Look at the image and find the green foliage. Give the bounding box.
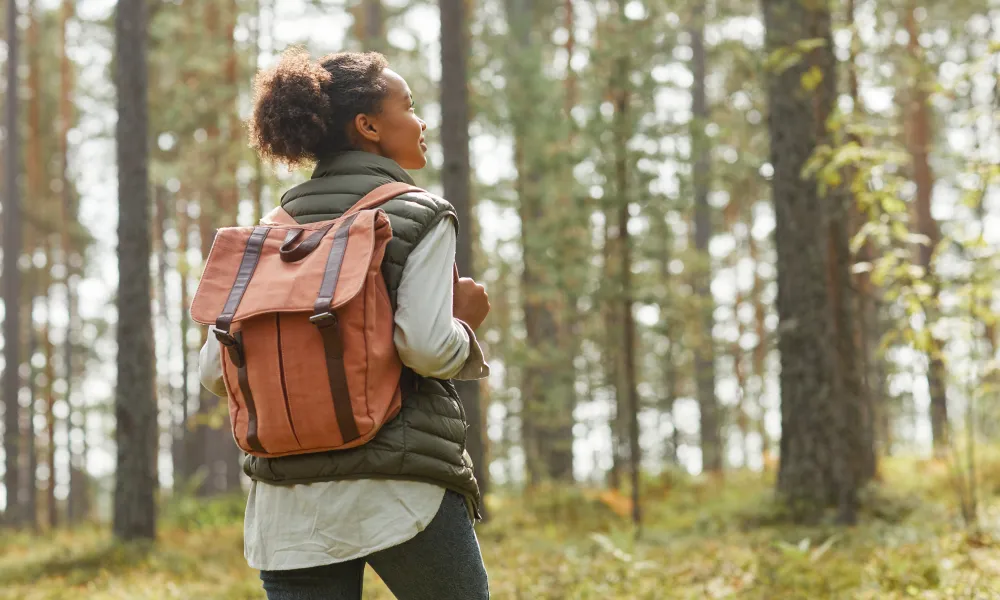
[159,491,247,532]
[6,457,1000,598]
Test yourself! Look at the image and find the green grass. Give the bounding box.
[3,456,1000,599]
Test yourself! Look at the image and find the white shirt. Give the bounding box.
[199,216,489,571]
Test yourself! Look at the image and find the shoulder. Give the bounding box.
[389,189,456,219]
[381,189,458,240]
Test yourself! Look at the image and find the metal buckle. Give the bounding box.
[211,326,237,347]
[309,312,338,325]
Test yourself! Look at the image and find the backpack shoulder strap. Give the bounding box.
[342,182,426,220]
[260,205,298,226]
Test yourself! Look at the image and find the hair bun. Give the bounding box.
[249,47,334,167]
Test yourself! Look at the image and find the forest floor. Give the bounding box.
[2,456,1000,599]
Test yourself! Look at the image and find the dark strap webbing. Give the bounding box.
[234,330,266,454]
[311,214,361,443]
[215,226,269,333]
[213,226,269,454]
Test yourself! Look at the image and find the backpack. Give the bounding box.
[190,182,425,458]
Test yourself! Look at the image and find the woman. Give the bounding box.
[200,47,491,600]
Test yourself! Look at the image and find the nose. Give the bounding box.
[419,118,427,131]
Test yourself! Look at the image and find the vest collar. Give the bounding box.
[312,151,416,185]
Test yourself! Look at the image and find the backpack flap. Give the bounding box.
[189,208,392,328]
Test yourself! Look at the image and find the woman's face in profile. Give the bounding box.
[358,69,428,170]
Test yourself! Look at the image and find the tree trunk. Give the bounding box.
[175,199,191,484]
[690,0,721,474]
[2,0,22,528]
[114,0,157,541]
[59,0,84,523]
[42,281,57,529]
[614,55,641,530]
[845,0,882,471]
[612,0,640,528]
[547,0,581,484]
[657,204,679,464]
[748,227,772,465]
[503,0,575,484]
[440,0,489,512]
[23,298,38,530]
[152,186,172,491]
[903,5,947,456]
[765,0,859,523]
[250,0,267,223]
[603,207,623,488]
[363,0,385,53]
[815,8,873,493]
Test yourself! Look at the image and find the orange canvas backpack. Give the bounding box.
[190,182,424,458]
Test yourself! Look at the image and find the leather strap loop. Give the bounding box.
[279,223,334,263]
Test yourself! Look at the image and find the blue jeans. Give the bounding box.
[259,490,489,600]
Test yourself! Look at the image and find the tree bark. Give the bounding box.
[175,199,191,484]
[363,0,385,53]
[152,186,173,492]
[440,0,490,511]
[42,279,57,529]
[748,227,772,465]
[503,0,576,484]
[690,0,722,474]
[613,49,641,529]
[114,0,157,541]
[23,297,38,530]
[765,0,859,523]
[903,5,947,456]
[812,4,873,495]
[59,0,84,523]
[2,0,22,528]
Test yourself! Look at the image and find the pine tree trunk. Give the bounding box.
[176,199,191,484]
[250,0,267,223]
[23,0,43,527]
[192,210,215,495]
[815,9,873,492]
[612,5,640,526]
[153,186,173,491]
[59,0,84,523]
[903,5,947,456]
[440,0,490,510]
[1,0,22,529]
[734,291,750,467]
[503,0,574,484]
[23,298,38,530]
[603,210,622,488]
[42,282,57,529]
[690,0,721,474]
[845,0,881,471]
[363,0,385,53]
[748,229,772,464]
[658,208,679,464]
[114,0,157,541]
[765,0,858,523]
[548,0,581,483]
[616,101,641,530]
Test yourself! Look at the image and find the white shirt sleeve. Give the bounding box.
[199,335,229,398]
[198,216,489,397]
[393,217,490,381]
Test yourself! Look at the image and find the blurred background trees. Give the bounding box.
[0,0,996,541]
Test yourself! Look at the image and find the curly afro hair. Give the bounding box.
[248,47,390,168]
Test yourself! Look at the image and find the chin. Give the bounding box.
[404,156,428,170]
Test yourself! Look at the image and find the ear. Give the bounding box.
[353,113,380,143]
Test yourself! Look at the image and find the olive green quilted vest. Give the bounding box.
[241,151,482,519]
